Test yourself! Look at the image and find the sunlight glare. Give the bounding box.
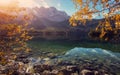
[0,0,11,6]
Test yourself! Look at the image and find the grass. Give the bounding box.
[28,39,120,54]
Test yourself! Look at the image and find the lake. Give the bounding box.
[28,40,120,74]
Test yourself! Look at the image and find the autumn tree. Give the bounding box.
[70,0,120,42]
[0,6,32,65]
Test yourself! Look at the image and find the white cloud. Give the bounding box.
[18,0,50,8]
[18,0,40,8]
[39,0,49,8]
[57,3,61,8]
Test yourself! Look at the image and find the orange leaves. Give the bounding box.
[0,52,4,56]
[71,0,120,42]
[0,24,21,37]
[0,24,32,53]
[82,6,89,13]
[69,15,77,26]
[72,0,83,8]
[0,7,32,65]
[0,12,14,24]
[16,26,21,33]
[114,14,120,21]
[70,0,120,26]
[111,14,120,29]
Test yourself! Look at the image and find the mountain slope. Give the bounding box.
[28,7,70,30]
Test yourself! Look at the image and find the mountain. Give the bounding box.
[27,7,70,30]
[26,7,103,40]
[0,6,99,34]
[33,7,70,22]
[0,6,104,40]
[28,7,103,31]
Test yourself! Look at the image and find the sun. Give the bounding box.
[0,0,39,8]
[0,0,11,6]
[0,0,19,10]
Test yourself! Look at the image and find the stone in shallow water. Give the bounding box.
[1,48,119,75]
[60,47,120,62]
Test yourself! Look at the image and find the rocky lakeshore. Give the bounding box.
[0,47,120,75]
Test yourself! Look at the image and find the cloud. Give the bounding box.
[57,3,61,8]
[18,0,50,8]
[38,0,49,8]
[18,0,40,8]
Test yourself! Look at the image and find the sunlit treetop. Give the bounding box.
[70,0,120,41]
[70,0,120,26]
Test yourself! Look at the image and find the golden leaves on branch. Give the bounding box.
[70,0,120,25]
[111,14,120,29]
[72,0,83,8]
[70,0,120,42]
[0,24,31,50]
[0,7,32,65]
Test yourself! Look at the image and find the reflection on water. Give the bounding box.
[53,47,120,74]
[29,47,120,74]
[61,47,120,62]
[52,47,120,66]
[31,47,120,64]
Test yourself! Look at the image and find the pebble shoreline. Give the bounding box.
[0,52,120,75]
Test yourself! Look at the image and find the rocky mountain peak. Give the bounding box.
[32,7,70,22]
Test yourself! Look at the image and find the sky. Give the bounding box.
[0,0,119,18]
[0,0,76,16]
[37,0,77,15]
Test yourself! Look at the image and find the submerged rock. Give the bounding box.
[64,47,120,61]
[0,47,120,75]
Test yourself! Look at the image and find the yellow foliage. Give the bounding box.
[70,0,120,25]
[70,0,120,41]
[0,7,32,66]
